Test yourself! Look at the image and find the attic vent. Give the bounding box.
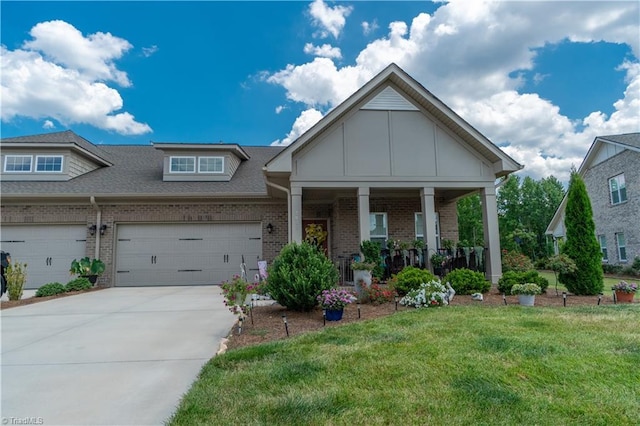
[361,86,419,111]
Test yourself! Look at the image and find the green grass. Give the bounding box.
[169,305,639,425]
[538,269,637,294]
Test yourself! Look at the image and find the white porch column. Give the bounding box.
[358,187,370,244]
[291,185,303,243]
[481,185,502,284]
[420,187,437,269]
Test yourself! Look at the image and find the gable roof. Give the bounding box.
[545,132,640,235]
[0,130,114,166]
[265,63,522,177]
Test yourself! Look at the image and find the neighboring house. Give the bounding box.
[0,64,521,289]
[546,133,640,264]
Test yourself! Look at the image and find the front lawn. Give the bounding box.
[169,305,639,425]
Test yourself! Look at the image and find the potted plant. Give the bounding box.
[69,257,105,284]
[351,261,375,301]
[317,288,355,321]
[430,253,446,276]
[511,283,542,306]
[611,281,637,303]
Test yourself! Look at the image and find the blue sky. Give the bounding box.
[1,1,639,182]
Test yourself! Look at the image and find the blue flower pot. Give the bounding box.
[325,309,344,321]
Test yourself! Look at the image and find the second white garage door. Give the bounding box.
[115,223,262,286]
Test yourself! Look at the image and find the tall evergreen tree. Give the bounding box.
[559,170,603,295]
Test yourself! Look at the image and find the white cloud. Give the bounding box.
[275,105,285,114]
[24,20,132,86]
[1,21,151,135]
[271,108,323,146]
[303,43,342,59]
[42,119,55,129]
[142,45,158,57]
[268,0,640,182]
[362,20,379,36]
[309,0,353,39]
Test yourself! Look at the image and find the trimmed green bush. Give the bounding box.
[35,282,66,297]
[498,270,549,294]
[394,266,435,295]
[266,242,339,312]
[443,268,490,295]
[501,250,534,273]
[559,170,603,295]
[602,264,623,275]
[65,277,93,292]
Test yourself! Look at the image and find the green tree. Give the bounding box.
[457,194,484,245]
[559,170,603,295]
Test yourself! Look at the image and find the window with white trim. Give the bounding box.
[598,235,608,262]
[170,156,196,173]
[609,174,627,205]
[4,155,32,172]
[35,155,63,172]
[198,156,224,173]
[616,232,627,262]
[369,213,388,246]
[414,212,441,249]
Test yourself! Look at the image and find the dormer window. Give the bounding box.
[4,155,32,172]
[36,155,63,172]
[199,156,224,173]
[170,156,196,173]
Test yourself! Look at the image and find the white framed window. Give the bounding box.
[609,174,627,205]
[369,213,388,247]
[4,155,32,172]
[35,155,63,172]
[415,212,441,248]
[598,235,608,262]
[616,232,627,262]
[170,156,196,173]
[198,156,224,173]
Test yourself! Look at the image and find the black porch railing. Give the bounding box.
[335,247,486,284]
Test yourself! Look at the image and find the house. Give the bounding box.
[546,133,640,264]
[0,64,521,289]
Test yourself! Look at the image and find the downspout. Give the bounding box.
[264,179,291,243]
[495,173,512,189]
[90,196,101,259]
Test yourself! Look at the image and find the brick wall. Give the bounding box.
[1,201,288,286]
[584,150,640,264]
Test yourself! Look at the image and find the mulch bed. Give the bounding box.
[0,287,106,310]
[224,290,634,351]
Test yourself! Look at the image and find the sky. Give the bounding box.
[1,0,639,183]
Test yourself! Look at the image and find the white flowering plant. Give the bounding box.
[399,280,448,308]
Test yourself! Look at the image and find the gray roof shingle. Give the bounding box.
[598,132,640,149]
[1,130,114,165]
[1,136,284,198]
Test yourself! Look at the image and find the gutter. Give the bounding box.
[90,196,101,259]
[264,178,291,243]
[495,173,512,189]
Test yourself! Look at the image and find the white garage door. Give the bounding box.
[115,223,262,286]
[0,225,87,289]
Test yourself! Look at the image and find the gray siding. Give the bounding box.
[68,152,101,178]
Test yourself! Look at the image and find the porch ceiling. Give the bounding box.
[302,187,478,203]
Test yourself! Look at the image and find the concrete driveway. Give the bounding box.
[1,286,236,425]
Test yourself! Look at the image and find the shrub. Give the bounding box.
[498,270,549,294]
[633,256,640,272]
[602,264,623,275]
[400,280,448,308]
[559,170,603,295]
[6,261,27,301]
[65,277,93,292]
[393,266,435,296]
[443,268,490,295]
[501,250,534,273]
[365,283,396,305]
[266,242,338,312]
[35,282,66,297]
